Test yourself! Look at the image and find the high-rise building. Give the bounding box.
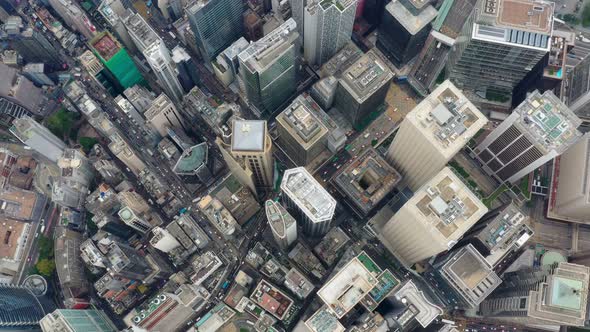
[186,0,244,61]
[125,13,184,102]
[276,94,329,166]
[150,226,182,253]
[0,284,48,328]
[22,63,55,86]
[171,46,200,91]
[244,10,263,42]
[47,0,97,39]
[89,32,144,90]
[238,18,299,117]
[565,53,590,128]
[551,132,590,221]
[9,26,62,67]
[230,119,274,189]
[281,167,337,236]
[213,37,249,87]
[447,0,554,102]
[473,90,581,184]
[10,116,66,163]
[124,85,154,113]
[376,0,437,67]
[380,167,488,266]
[102,236,155,280]
[144,93,187,136]
[303,0,358,66]
[332,50,393,128]
[459,203,533,270]
[480,262,589,328]
[265,200,297,250]
[108,132,147,175]
[40,309,117,332]
[172,142,215,183]
[432,244,502,308]
[386,80,487,191]
[54,149,95,209]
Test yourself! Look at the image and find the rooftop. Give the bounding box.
[320,43,363,78]
[530,262,590,325]
[238,18,298,73]
[333,148,402,216]
[281,167,336,223]
[409,167,488,241]
[478,0,553,34]
[197,196,237,237]
[194,303,236,332]
[284,268,314,299]
[392,280,444,327]
[191,251,223,285]
[172,142,208,175]
[265,200,296,238]
[0,217,26,260]
[317,252,383,318]
[305,307,345,332]
[513,90,582,154]
[0,187,42,221]
[231,119,267,152]
[340,50,394,103]
[276,95,329,148]
[124,13,160,48]
[90,32,121,61]
[440,244,502,307]
[314,227,351,266]
[250,279,294,320]
[405,80,488,158]
[386,0,438,35]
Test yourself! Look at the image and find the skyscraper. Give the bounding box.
[332,49,393,128]
[144,93,187,136]
[380,167,488,266]
[479,262,589,328]
[432,244,502,308]
[447,0,554,103]
[303,0,358,66]
[281,167,337,236]
[238,18,299,117]
[10,26,62,67]
[551,132,590,221]
[10,116,66,163]
[40,309,117,332]
[186,0,244,61]
[0,284,48,328]
[376,0,437,67]
[386,80,487,191]
[276,94,329,166]
[125,13,184,102]
[565,53,590,128]
[266,200,298,250]
[230,120,274,189]
[89,32,145,90]
[473,90,581,184]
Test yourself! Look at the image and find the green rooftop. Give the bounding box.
[551,277,584,311]
[173,143,207,174]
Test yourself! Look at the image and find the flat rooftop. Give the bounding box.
[474,203,529,253]
[530,262,590,325]
[125,13,160,46]
[514,90,581,154]
[238,18,298,73]
[480,0,554,34]
[194,303,235,332]
[393,280,443,327]
[318,252,382,318]
[320,42,363,78]
[90,33,121,61]
[265,200,295,239]
[387,1,438,35]
[333,148,402,216]
[406,80,488,158]
[434,0,478,38]
[409,167,488,241]
[441,244,502,307]
[305,307,345,332]
[277,95,329,149]
[284,268,314,299]
[231,119,267,152]
[0,188,42,221]
[314,227,350,266]
[0,217,26,260]
[250,279,294,320]
[281,167,336,223]
[340,50,393,103]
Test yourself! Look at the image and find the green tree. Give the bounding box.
[37,235,54,260]
[36,259,55,277]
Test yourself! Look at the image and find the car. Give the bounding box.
[27,256,32,262]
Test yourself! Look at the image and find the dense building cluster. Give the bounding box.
[1,0,590,331]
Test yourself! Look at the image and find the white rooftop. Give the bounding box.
[231,119,266,152]
[281,167,336,223]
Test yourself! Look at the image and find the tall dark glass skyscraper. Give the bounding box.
[0,285,48,328]
[186,0,244,61]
